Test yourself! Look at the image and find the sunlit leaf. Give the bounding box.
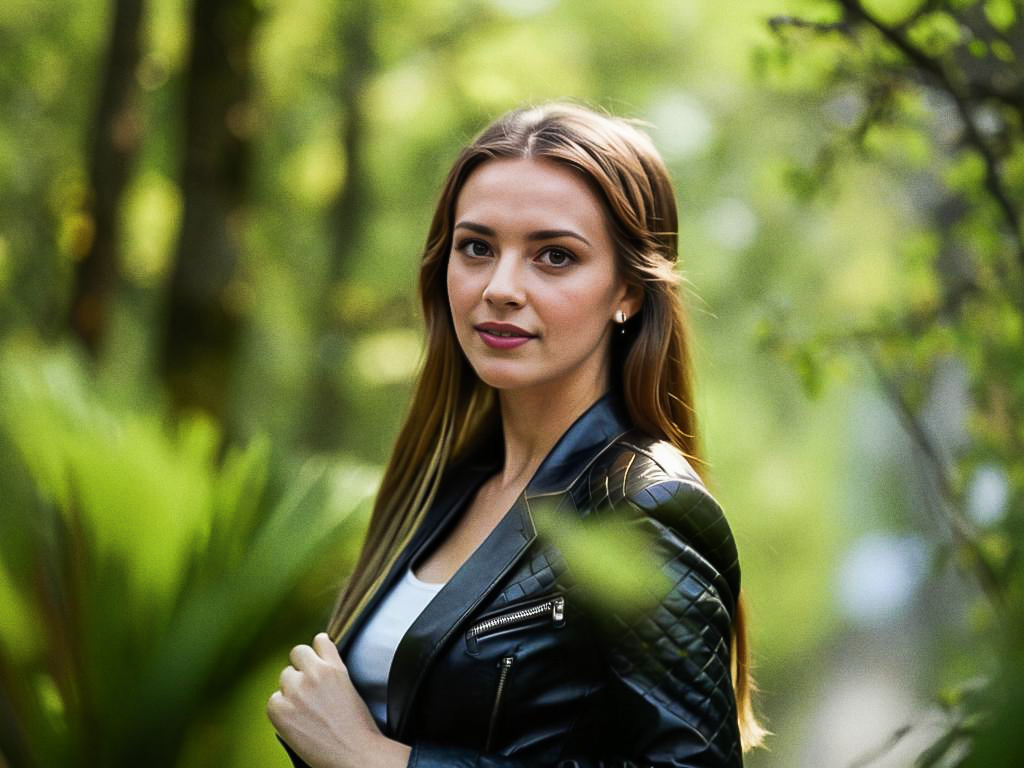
[907,12,964,55]
[983,0,1017,30]
[0,558,42,663]
[120,171,182,286]
[861,0,926,25]
[530,498,673,619]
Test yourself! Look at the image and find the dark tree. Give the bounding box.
[161,0,258,420]
[70,0,145,356]
[303,2,376,450]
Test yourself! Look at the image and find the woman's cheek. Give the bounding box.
[449,270,482,321]
[540,287,609,332]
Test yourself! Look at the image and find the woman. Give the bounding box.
[268,103,765,767]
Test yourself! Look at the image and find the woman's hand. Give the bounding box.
[267,632,411,768]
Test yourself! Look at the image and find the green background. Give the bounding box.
[1,0,1021,766]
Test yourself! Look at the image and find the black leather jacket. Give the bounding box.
[283,395,743,767]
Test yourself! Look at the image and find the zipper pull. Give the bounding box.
[551,596,565,626]
[485,656,516,751]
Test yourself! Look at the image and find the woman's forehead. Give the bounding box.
[454,157,611,237]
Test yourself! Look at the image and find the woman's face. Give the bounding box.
[446,157,640,400]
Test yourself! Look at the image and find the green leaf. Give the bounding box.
[990,39,1015,62]
[0,557,42,663]
[983,0,1017,30]
[907,12,964,56]
[794,344,824,399]
[530,499,672,619]
[862,0,927,25]
[914,726,969,767]
[945,150,986,193]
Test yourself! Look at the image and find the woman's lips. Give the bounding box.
[475,323,536,350]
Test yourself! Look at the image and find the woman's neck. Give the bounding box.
[494,376,609,491]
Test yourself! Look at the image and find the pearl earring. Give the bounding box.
[614,310,627,334]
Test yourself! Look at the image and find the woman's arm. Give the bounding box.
[408,481,743,768]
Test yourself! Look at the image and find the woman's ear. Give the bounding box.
[618,280,644,320]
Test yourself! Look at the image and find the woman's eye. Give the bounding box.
[459,240,492,258]
[539,248,574,268]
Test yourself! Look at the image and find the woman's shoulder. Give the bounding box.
[579,429,741,608]
[585,429,720,511]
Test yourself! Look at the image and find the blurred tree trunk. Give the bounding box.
[69,0,145,356]
[161,0,257,421]
[303,3,375,450]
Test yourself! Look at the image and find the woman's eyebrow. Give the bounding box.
[454,221,591,246]
[528,229,591,246]
[454,221,497,237]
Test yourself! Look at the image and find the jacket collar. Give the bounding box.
[382,392,631,737]
[522,392,632,497]
[438,391,633,497]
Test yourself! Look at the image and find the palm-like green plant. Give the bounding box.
[0,342,375,767]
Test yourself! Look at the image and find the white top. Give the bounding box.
[345,567,445,728]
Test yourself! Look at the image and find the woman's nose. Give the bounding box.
[482,255,525,307]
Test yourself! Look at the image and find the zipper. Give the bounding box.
[465,596,565,653]
[484,655,515,751]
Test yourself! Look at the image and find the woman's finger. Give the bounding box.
[312,632,343,666]
[266,689,289,725]
[289,643,320,671]
[279,664,301,695]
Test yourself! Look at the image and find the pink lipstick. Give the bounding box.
[475,322,536,350]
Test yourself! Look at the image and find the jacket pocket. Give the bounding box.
[484,654,515,752]
[465,595,565,654]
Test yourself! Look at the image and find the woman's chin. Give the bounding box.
[470,364,544,393]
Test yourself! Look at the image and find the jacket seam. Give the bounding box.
[614,436,714,500]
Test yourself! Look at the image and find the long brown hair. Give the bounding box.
[327,102,766,750]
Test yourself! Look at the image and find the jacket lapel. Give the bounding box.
[387,394,632,738]
[387,494,536,737]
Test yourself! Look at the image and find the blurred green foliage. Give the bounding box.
[0,341,376,765]
[0,0,1020,765]
[762,0,1023,765]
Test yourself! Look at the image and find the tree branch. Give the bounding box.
[846,724,912,768]
[861,345,1008,613]
[836,0,1024,288]
[767,15,852,36]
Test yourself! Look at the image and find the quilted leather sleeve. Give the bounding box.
[409,457,743,768]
